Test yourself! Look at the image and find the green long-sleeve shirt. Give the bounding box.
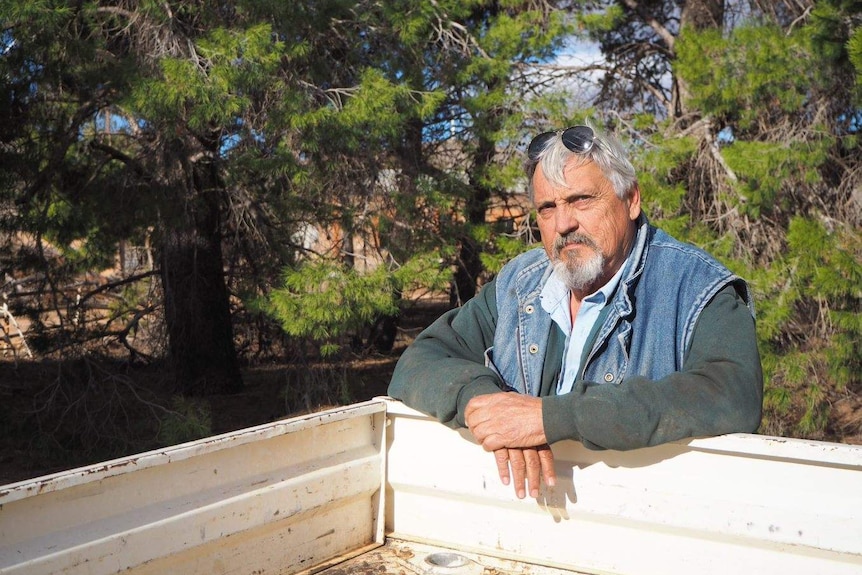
[388,280,763,450]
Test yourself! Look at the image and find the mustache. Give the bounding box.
[553,232,599,255]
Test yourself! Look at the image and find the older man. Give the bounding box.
[388,123,763,499]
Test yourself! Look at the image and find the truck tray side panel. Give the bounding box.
[0,401,387,575]
[385,401,862,575]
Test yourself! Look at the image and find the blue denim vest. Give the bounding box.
[487,217,754,395]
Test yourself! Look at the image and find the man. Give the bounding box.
[388,123,763,500]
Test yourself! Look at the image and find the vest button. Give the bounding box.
[524,304,535,314]
[604,372,614,382]
[528,344,539,354]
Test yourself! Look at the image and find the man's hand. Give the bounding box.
[465,393,555,498]
[465,393,547,450]
[494,445,556,499]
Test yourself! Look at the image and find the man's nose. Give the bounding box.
[555,204,579,235]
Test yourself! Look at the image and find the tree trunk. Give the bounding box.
[160,207,242,394]
[451,183,488,306]
[158,143,243,395]
[451,117,497,306]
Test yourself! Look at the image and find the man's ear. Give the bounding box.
[627,184,642,220]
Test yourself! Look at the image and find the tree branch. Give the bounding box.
[76,270,160,306]
[621,0,677,52]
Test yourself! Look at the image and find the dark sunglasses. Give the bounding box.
[527,125,596,160]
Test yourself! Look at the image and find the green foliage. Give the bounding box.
[393,252,455,296]
[264,252,453,356]
[667,10,860,440]
[788,218,862,299]
[128,23,286,131]
[310,68,443,143]
[107,282,152,327]
[635,130,697,219]
[850,28,862,89]
[481,234,535,275]
[158,396,213,446]
[676,25,813,129]
[720,138,831,217]
[809,0,862,99]
[264,263,397,356]
[747,217,861,436]
[571,0,625,35]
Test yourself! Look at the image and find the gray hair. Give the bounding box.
[525,121,637,201]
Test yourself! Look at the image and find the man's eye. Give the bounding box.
[537,205,554,216]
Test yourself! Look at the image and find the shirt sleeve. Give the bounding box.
[541,284,764,449]
[387,279,505,428]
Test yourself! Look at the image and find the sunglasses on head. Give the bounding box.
[528,125,596,160]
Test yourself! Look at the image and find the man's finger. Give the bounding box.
[523,448,542,498]
[538,444,556,488]
[507,448,528,499]
[493,448,510,486]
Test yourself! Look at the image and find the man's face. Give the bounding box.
[533,159,641,295]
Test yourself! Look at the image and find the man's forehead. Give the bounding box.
[533,161,609,199]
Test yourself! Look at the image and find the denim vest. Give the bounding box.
[487,217,754,396]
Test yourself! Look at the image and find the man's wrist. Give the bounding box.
[455,376,506,427]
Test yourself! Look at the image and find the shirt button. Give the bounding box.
[528,344,539,354]
[524,304,535,314]
[604,373,615,382]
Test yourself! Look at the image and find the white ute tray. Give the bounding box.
[2,398,861,575]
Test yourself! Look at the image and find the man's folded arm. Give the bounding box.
[388,281,504,428]
[542,285,764,449]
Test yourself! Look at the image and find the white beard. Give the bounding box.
[552,233,605,292]
[553,253,604,292]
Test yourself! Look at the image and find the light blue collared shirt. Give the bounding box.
[540,263,627,395]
